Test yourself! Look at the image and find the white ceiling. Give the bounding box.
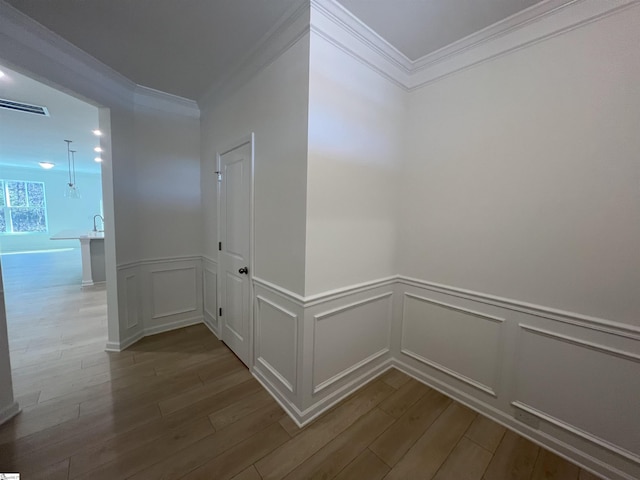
[4,0,545,99]
[5,0,302,100]
[0,66,101,174]
[338,0,541,60]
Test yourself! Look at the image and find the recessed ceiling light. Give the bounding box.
[94,157,103,163]
[92,129,102,136]
[94,146,103,153]
[0,70,5,78]
[39,161,55,169]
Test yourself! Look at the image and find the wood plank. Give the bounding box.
[158,368,252,416]
[209,388,274,430]
[432,437,493,480]
[180,423,290,480]
[379,368,412,389]
[464,415,506,453]
[128,403,286,480]
[369,387,452,467]
[378,378,431,418]
[384,402,477,480]
[531,450,579,480]
[231,465,262,480]
[281,407,395,480]
[72,415,215,480]
[579,470,603,480]
[255,380,395,480]
[483,430,540,480]
[334,449,390,480]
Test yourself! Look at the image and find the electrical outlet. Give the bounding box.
[514,408,540,429]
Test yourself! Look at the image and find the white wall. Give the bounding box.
[200,32,311,297]
[305,30,405,296]
[0,165,103,253]
[0,261,18,425]
[399,6,640,326]
[133,103,201,260]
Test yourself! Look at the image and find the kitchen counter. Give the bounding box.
[51,230,105,287]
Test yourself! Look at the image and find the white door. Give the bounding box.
[218,140,252,366]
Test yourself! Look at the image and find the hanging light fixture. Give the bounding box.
[64,139,81,199]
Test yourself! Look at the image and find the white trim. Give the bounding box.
[117,255,203,270]
[519,324,640,363]
[255,295,298,394]
[308,0,640,92]
[0,401,21,426]
[134,85,199,118]
[149,266,199,320]
[105,330,144,352]
[403,292,505,324]
[253,277,306,305]
[512,401,640,464]
[399,348,497,398]
[202,315,220,339]
[256,357,295,393]
[143,315,203,336]
[198,1,311,109]
[398,276,640,340]
[313,348,389,394]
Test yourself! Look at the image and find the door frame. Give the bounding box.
[216,133,255,368]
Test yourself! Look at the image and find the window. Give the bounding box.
[0,179,48,234]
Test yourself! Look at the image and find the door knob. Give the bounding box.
[238,267,248,275]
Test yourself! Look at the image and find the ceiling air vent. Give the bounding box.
[0,98,49,116]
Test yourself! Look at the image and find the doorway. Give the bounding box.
[0,64,116,413]
[217,134,254,367]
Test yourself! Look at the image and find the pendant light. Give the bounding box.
[64,139,81,199]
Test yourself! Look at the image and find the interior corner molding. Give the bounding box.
[202,255,218,266]
[0,1,135,107]
[134,85,200,118]
[252,276,306,306]
[309,0,640,92]
[397,276,640,340]
[197,0,311,109]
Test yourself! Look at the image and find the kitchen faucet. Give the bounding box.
[93,214,104,232]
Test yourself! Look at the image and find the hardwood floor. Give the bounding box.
[0,255,602,479]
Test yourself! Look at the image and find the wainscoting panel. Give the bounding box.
[312,292,393,394]
[255,295,298,393]
[400,292,505,397]
[112,266,144,350]
[140,258,203,335]
[124,273,139,329]
[513,324,640,463]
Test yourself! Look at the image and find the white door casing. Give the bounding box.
[217,135,253,367]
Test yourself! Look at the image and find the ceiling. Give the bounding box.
[0,65,101,174]
[339,0,541,61]
[5,0,302,100]
[4,0,545,100]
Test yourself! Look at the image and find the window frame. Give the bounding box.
[0,179,49,235]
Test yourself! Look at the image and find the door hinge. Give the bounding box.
[218,241,222,251]
[219,307,222,316]
[215,170,222,182]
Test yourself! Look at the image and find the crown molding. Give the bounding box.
[134,85,200,119]
[407,0,640,90]
[0,0,134,108]
[0,1,200,117]
[198,0,311,110]
[311,0,640,92]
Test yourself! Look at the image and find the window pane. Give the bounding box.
[7,181,27,207]
[27,182,45,207]
[0,181,4,207]
[0,209,5,232]
[10,207,47,232]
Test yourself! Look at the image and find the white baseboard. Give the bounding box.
[202,315,220,339]
[0,401,21,426]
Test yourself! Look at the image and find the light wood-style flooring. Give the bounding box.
[0,252,602,479]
